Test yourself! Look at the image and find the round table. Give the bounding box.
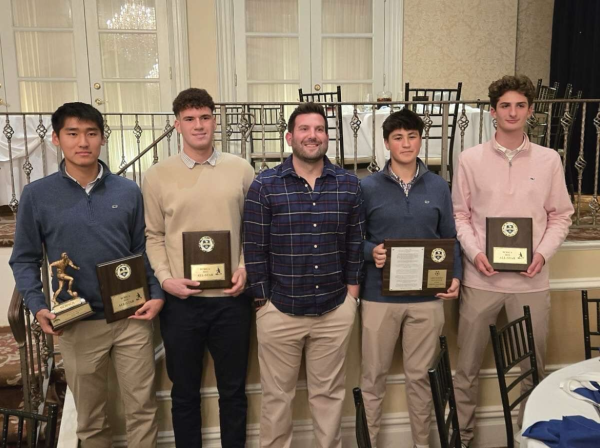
[522,357,600,447]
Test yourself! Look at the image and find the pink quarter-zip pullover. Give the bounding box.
[452,134,573,293]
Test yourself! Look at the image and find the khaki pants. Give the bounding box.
[256,294,358,448]
[454,286,551,445]
[60,319,158,448]
[361,300,445,447]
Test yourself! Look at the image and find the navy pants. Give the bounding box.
[160,292,252,448]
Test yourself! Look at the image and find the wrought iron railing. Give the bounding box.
[2,99,599,227]
[7,250,56,444]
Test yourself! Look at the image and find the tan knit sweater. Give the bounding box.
[142,152,255,297]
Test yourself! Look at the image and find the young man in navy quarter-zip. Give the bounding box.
[360,109,462,448]
[10,102,164,448]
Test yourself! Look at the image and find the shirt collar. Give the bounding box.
[65,163,103,191]
[492,133,529,154]
[278,155,337,179]
[180,148,220,169]
[388,162,419,184]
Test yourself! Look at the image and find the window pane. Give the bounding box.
[248,83,299,103]
[246,0,298,33]
[12,0,73,28]
[19,81,77,112]
[247,38,298,81]
[98,0,157,30]
[16,32,76,78]
[322,38,372,81]
[104,82,161,126]
[106,129,159,173]
[322,0,372,34]
[323,83,372,103]
[100,34,159,79]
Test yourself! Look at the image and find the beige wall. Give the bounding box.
[403,0,554,101]
[516,0,554,85]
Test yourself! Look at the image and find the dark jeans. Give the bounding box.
[160,292,252,448]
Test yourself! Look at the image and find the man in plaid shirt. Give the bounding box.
[243,103,365,447]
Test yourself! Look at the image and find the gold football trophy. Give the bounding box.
[49,252,94,329]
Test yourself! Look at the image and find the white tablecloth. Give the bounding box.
[522,357,600,447]
[328,105,494,176]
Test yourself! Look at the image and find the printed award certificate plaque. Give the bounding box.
[382,239,454,296]
[49,252,94,330]
[183,231,232,290]
[96,254,148,323]
[486,217,533,272]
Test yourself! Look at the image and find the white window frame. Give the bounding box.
[221,0,403,103]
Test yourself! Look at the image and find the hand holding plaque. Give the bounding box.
[96,254,148,323]
[486,218,532,272]
[48,252,95,329]
[183,231,232,290]
[382,239,454,296]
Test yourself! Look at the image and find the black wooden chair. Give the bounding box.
[404,82,462,178]
[428,336,462,448]
[353,387,372,448]
[0,404,58,448]
[298,86,345,166]
[582,290,600,359]
[490,306,540,448]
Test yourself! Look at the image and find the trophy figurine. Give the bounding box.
[48,252,94,329]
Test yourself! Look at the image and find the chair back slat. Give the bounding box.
[490,306,540,448]
[0,404,58,448]
[428,335,462,448]
[352,388,372,448]
[582,290,600,359]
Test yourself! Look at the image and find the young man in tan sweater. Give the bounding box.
[142,88,255,447]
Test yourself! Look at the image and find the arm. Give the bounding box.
[535,155,574,262]
[438,183,463,282]
[142,173,172,286]
[243,178,272,300]
[345,182,366,288]
[451,155,482,264]
[8,187,52,321]
[129,187,164,320]
[130,188,164,301]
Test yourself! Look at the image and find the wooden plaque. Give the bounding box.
[382,239,454,296]
[96,254,148,323]
[183,231,232,290]
[486,218,533,272]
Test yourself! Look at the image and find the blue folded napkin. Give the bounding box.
[523,415,600,447]
[575,381,600,404]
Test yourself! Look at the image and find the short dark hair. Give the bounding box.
[488,75,536,109]
[173,88,215,116]
[382,108,424,140]
[287,103,329,133]
[51,102,104,137]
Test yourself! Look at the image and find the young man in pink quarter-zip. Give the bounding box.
[451,75,573,447]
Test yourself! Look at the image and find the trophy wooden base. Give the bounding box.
[51,298,95,329]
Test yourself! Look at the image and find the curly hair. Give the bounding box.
[172,88,215,116]
[488,75,536,109]
[287,103,329,133]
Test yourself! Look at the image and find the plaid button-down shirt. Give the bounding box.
[243,155,365,316]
